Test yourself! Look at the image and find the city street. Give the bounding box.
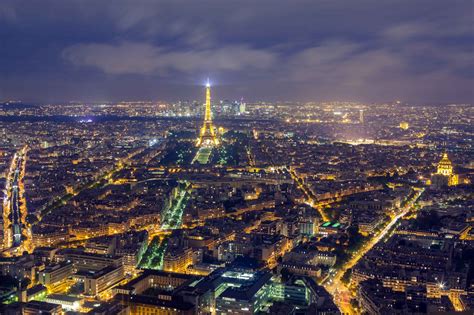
[2,146,29,254]
[323,188,425,314]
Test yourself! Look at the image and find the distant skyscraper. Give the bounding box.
[239,97,246,114]
[359,109,364,124]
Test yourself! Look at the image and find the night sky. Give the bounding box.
[0,0,473,103]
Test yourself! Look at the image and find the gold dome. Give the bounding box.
[437,153,453,176]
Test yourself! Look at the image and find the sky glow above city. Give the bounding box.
[0,0,472,103]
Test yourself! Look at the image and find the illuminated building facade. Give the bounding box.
[299,219,319,236]
[23,301,62,314]
[437,153,453,176]
[44,294,82,312]
[196,79,219,147]
[215,270,273,314]
[400,122,409,130]
[82,265,124,297]
[38,262,73,292]
[163,247,193,273]
[432,153,458,188]
[239,98,246,114]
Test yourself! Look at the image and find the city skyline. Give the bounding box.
[0,2,473,315]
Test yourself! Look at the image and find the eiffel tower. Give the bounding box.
[196,79,219,147]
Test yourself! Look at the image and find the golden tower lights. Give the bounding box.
[196,79,219,147]
[437,153,453,176]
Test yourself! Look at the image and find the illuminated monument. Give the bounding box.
[437,153,454,176]
[196,79,219,147]
[431,153,458,188]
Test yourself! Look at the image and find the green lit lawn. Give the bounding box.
[194,147,212,164]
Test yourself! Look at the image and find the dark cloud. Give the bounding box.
[62,42,277,75]
[0,0,472,103]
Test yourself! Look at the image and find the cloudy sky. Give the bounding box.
[0,0,472,103]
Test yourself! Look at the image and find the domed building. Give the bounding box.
[437,153,454,176]
[431,153,458,188]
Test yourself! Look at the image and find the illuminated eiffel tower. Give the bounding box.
[196,79,219,147]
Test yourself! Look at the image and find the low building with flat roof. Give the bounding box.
[45,294,82,312]
[81,265,124,297]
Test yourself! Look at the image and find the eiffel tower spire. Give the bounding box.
[196,79,219,147]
